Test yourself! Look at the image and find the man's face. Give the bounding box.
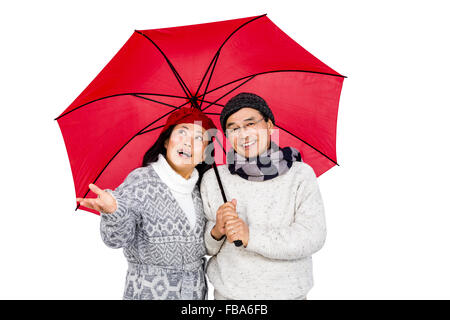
[225,107,273,158]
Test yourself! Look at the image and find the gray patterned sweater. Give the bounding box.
[100,162,207,300]
[201,161,326,300]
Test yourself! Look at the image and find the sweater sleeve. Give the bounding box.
[201,174,225,255]
[99,168,142,249]
[245,164,327,260]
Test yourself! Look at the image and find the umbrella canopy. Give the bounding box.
[55,14,345,215]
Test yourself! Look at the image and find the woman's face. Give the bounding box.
[164,123,209,174]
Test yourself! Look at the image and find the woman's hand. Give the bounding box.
[211,199,238,240]
[76,183,117,214]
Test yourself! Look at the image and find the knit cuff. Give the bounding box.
[204,223,225,255]
[99,189,129,224]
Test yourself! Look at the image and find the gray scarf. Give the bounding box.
[226,141,302,181]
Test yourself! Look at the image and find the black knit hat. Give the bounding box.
[220,92,275,132]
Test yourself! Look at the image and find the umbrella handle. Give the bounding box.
[212,159,243,248]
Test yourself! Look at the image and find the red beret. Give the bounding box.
[162,107,217,134]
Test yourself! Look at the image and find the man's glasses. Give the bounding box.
[225,118,265,136]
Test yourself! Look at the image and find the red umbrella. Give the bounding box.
[55,13,345,215]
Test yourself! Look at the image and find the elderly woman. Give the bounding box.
[77,107,216,300]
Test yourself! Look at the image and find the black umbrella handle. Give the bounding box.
[212,157,243,248]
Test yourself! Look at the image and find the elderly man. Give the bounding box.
[201,92,327,300]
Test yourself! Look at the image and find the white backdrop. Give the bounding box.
[1,0,449,299]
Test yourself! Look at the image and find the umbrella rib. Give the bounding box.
[54,92,187,120]
[133,94,180,109]
[199,52,220,109]
[274,124,338,166]
[194,14,268,106]
[196,98,225,109]
[137,124,165,135]
[134,30,194,102]
[200,76,256,113]
[197,69,346,102]
[76,106,183,210]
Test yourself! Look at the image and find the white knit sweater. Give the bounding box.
[200,161,327,300]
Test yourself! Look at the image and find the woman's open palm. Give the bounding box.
[76,183,117,214]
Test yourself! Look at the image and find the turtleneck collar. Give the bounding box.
[150,153,199,194]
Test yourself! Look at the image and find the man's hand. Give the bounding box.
[76,183,117,214]
[211,199,238,240]
[225,217,249,247]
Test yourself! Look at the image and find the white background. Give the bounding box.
[1,0,449,299]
